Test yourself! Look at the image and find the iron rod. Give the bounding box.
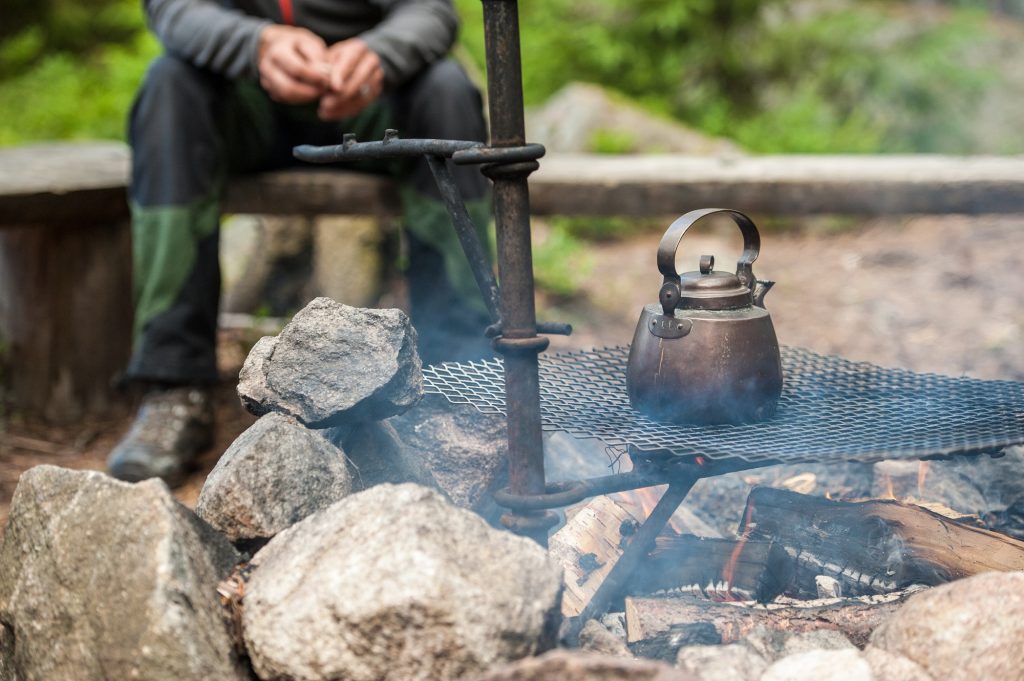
[425,155,502,323]
[480,0,549,545]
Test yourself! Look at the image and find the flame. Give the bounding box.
[721,500,756,601]
[881,473,895,500]
[824,490,833,500]
[917,461,930,498]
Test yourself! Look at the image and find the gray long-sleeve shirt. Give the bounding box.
[144,0,459,87]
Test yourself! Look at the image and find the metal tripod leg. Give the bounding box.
[562,479,697,644]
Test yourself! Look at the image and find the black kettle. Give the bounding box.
[626,208,783,425]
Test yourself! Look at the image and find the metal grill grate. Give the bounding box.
[423,346,1024,466]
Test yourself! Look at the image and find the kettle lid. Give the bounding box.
[678,255,753,310]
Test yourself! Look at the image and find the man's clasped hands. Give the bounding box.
[258,24,385,120]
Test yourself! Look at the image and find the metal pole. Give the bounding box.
[480,0,554,545]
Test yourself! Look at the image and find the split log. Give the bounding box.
[550,496,638,618]
[624,591,916,649]
[743,487,1024,596]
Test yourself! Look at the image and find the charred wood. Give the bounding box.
[624,591,916,649]
[629,534,794,603]
[627,622,720,662]
[743,487,1024,596]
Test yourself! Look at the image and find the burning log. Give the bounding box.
[743,487,1024,596]
[624,591,917,649]
[630,534,794,603]
[550,494,794,618]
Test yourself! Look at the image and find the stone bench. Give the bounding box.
[3,141,1024,420]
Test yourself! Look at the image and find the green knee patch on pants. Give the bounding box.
[131,195,220,344]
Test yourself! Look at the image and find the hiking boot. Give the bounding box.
[107,386,214,486]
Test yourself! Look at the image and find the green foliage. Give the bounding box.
[588,129,635,154]
[0,0,1015,157]
[532,224,593,298]
[0,32,158,145]
[455,0,1004,154]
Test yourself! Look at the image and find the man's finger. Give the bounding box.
[328,41,368,94]
[271,47,327,87]
[345,54,383,101]
[294,35,328,70]
[263,66,322,104]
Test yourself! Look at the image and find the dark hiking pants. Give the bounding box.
[126,54,492,383]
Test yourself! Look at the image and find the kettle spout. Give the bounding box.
[752,279,775,308]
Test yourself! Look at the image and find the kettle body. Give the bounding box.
[626,209,783,425]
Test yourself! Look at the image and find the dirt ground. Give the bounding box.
[2,214,1022,525]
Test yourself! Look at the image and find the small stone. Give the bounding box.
[242,483,563,681]
[469,649,696,681]
[237,297,422,427]
[863,646,935,681]
[779,629,855,658]
[816,575,843,598]
[196,413,353,543]
[870,571,1024,681]
[578,618,631,658]
[0,466,246,681]
[676,644,768,681]
[761,649,872,681]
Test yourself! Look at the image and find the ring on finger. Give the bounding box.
[359,83,372,98]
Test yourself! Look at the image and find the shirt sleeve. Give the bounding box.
[359,0,459,88]
[145,0,272,80]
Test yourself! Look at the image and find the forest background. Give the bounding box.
[2,0,1024,155]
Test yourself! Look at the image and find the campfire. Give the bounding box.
[2,0,1024,678]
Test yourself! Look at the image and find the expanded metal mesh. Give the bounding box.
[422,346,1024,466]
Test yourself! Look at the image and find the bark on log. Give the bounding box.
[630,534,794,603]
[625,592,912,649]
[743,487,1024,596]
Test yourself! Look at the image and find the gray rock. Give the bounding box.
[469,650,696,681]
[863,646,935,681]
[737,626,853,665]
[0,465,246,681]
[0,622,13,681]
[388,394,508,513]
[242,483,563,681]
[675,644,767,681]
[579,618,632,658]
[237,297,422,427]
[196,413,353,543]
[870,571,1024,681]
[761,649,872,681]
[779,629,855,658]
[527,82,742,156]
[330,419,441,492]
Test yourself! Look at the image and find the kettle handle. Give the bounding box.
[657,207,762,291]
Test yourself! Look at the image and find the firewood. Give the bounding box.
[551,493,786,617]
[743,487,1024,596]
[551,495,642,618]
[624,591,917,649]
[630,534,794,603]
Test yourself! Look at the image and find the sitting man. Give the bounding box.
[108,0,492,485]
